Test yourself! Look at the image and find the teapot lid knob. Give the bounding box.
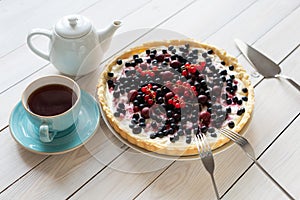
[68,17,78,26]
[55,14,92,39]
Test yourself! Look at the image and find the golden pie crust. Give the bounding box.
[97,39,254,156]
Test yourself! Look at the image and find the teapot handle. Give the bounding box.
[27,28,52,61]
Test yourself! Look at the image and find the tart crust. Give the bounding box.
[97,39,254,156]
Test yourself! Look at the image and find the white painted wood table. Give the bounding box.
[0,0,299,199]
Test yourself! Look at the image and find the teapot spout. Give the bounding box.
[98,20,122,52]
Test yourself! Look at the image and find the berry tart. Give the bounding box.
[97,39,254,156]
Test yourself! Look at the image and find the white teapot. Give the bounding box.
[27,14,122,76]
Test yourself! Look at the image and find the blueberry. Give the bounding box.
[228,121,235,129]
[132,113,139,120]
[221,61,226,65]
[211,132,217,137]
[146,49,150,54]
[233,96,238,103]
[229,65,234,71]
[139,122,146,128]
[133,100,139,106]
[149,53,156,59]
[150,133,156,139]
[170,136,176,143]
[131,119,138,124]
[226,86,232,92]
[114,112,120,117]
[125,62,131,67]
[232,85,238,91]
[132,125,142,134]
[163,130,168,136]
[237,107,245,115]
[220,75,226,82]
[107,79,114,86]
[168,45,174,51]
[226,98,232,105]
[118,103,125,109]
[192,49,198,54]
[242,96,248,101]
[186,136,192,144]
[220,69,227,75]
[177,129,184,136]
[208,127,215,133]
[151,49,157,54]
[207,50,214,54]
[107,72,114,77]
[129,124,135,129]
[202,52,208,58]
[201,126,208,133]
[113,91,120,98]
[151,121,157,128]
[168,128,174,134]
[116,59,122,65]
[237,99,243,105]
[170,55,177,60]
[226,106,232,113]
[157,131,164,138]
[167,110,172,118]
[242,88,248,93]
[179,47,185,52]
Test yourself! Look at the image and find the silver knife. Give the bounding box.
[235,39,300,91]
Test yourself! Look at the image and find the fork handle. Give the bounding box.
[210,174,220,200]
[276,74,300,92]
[254,160,295,200]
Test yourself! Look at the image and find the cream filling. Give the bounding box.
[106,45,249,148]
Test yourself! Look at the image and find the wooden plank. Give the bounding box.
[206,0,300,56]
[0,129,48,192]
[0,121,126,198]
[0,1,299,199]
[0,0,99,57]
[130,53,300,199]
[223,118,300,200]
[251,6,300,64]
[0,0,151,93]
[204,0,300,86]
[223,47,300,199]
[160,0,300,86]
[222,165,290,200]
[0,0,152,58]
[73,7,300,198]
[0,0,191,96]
[0,0,196,197]
[158,0,258,40]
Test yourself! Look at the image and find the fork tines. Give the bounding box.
[219,128,241,141]
[194,133,211,157]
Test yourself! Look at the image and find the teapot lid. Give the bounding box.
[55,15,92,39]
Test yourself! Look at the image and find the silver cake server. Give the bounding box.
[235,39,300,91]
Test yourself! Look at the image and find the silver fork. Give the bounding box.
[194,133,220,200]
[220,128,295,200]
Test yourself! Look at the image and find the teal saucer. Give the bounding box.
[9,90,100,155]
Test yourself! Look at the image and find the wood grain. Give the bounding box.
[131,51,300,199]
[223,117,300,200]
[0,0,299,199]
[0,0,151,93]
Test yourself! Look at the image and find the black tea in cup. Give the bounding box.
[28,84,77,116]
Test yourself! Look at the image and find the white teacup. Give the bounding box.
[22,75,81,142]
